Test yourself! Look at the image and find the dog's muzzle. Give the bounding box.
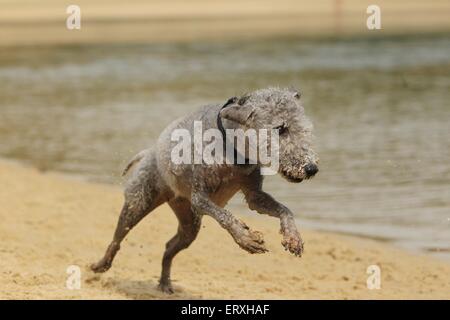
[280,163,318,183]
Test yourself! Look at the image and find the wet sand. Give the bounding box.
[1,0,450,46]
[0,160,449,299]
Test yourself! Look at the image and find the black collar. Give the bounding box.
[216,104,228,143]
[216,101,251,165]
[217,97,237,138]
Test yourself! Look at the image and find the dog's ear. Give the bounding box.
[220,96,254,125]
[287,86,301,99]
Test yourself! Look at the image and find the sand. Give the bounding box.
[2,0,449,301]
[0,160,449,299]
[1,0,450,46]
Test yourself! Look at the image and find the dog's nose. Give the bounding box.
[304,163,318,176]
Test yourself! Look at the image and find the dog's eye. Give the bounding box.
[275,124,288,135]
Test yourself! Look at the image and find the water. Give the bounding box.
[1,35,449,259]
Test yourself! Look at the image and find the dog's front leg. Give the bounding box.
[191,192,267,254]
[244,190,304,257]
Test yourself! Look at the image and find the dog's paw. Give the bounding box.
[235,229,268,254]
[90,260,112,273]
[158,281,175,294]
[282,232,304,257]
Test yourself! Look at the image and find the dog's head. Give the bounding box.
[220,87,319,182]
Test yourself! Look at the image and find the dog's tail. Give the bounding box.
[122,150,148,177]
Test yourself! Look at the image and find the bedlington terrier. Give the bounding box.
[91,87,319,294]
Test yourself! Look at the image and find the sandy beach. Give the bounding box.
[1,0,450,46]
[0,160,449,299]
[1,0,450,300]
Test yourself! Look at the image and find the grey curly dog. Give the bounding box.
[91,87,319,294]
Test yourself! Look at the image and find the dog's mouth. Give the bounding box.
[280,170,304,183]
[280,167,318,183]
[283,175,304,183]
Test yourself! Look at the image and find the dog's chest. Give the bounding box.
[207,168,245,207]
[204,164,255,193]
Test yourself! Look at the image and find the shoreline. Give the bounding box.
[0,159,449,299]
[4,156,448,262]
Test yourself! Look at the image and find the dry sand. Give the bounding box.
[0,160,449,299]
[1,0,450,46]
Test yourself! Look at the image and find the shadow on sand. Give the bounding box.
[110,279,202,300]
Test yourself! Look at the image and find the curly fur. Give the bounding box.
[91,87,319,294]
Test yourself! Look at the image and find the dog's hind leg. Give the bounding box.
[158,197,201,294]
[91,151,170,273]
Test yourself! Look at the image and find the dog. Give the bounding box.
[91,87,319,293]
